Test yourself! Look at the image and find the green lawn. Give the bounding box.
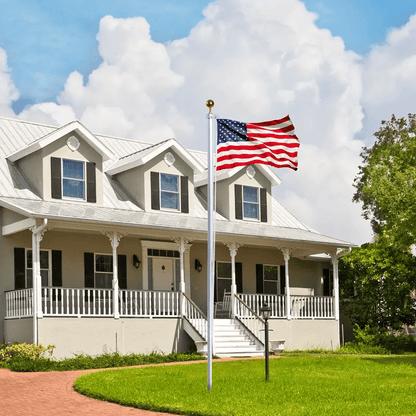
[74,355,416,416]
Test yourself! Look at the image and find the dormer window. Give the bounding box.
[160,173,180,210]
[150,171,189,213]
[243,186,259,219]
[62,159,85,199]
[235,184,267,222]
[51,157,96,203]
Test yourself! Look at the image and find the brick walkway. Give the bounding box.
[0,357,264,415]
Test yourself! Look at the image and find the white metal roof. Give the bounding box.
[0,117,353,249]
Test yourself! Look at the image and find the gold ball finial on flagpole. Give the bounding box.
[206,99,214,113]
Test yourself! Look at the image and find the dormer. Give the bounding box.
[195,164,281,223]
[106,139,204,215]
[7,121,113,204]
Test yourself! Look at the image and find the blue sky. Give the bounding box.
[1,0,415,110]
[1,0,416,245]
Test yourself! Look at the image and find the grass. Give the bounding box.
[74,355,416,416]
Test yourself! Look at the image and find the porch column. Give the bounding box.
[173,237,192,294]
[330,254,340,321]
[173,237,192,317]
[29,220,48,345]
[281,247,292,320]
[103,231,125,320]
[224,242,242,318]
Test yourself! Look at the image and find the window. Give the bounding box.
[51,157,96,202]
[150,172,189,213]
[62,159,85,199]
[95,254,113,289]
[256,264,285,294]
[323,268,334,296]
[160,173,180,210]
[235,184,267,222]
[263,265,279,294]
[215,262,243,301]
[14,248,62,290]
[243,186,259,219]
[26,249,51,287]
[216,262,231,302]
[84,253,127,289]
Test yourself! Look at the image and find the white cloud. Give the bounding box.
[166,0,370,244]
[361,14,416,142]
[0,0,382,245]
[0,48,19,117]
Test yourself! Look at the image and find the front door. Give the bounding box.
[152,258,174,291]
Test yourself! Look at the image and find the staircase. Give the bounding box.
[213,318,264,357]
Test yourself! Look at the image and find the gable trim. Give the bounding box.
[7,121,113,163]
[106,139,204,176]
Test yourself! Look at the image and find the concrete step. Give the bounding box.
[211,318,264,358]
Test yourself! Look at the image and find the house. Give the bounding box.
[0,117,353,359]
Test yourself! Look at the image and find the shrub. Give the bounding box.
[345,325,416,354]
[0,342,55,362]
[4,350,204,372]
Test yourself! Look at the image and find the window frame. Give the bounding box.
[61,158,86,201]
[159,172,181,212]
[94,253,113,289]
[216,261,232,301]
[25,248,52,288]
[242,185,260,221]
[262,264,281,295]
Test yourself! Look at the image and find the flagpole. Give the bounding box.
[206,99,215,392]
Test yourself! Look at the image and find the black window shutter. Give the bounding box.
[86,162,96,203]
[280,265,286,295]
[84,252,95,288]
[150,172,160,210]
[180,176,189,213]
[51,157,62,199]
[52,250,62,287]
[235,184,243,220]
[256,264,263,294]
[323,268,330,296]
[118,254,127,290]
[260,188,267,223]
[14,247,26,289]
[236,262,243,294]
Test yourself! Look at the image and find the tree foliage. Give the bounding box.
[339,243,416,330]
[353,114,416,248]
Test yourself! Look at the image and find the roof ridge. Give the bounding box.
[0,116,60,129]
[118,139,172,160]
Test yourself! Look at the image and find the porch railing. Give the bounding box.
[41,287,113,316]
[5,288,33,318]
[291,295,334,319]
[234,295,265,345]
[5,288,181,318]
[237,294,334,319]
[182,293,207,339]
[238,294,286,318]
[119,290,180,317]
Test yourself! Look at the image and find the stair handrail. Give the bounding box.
[182,293,207,340]
[234,295,265,346]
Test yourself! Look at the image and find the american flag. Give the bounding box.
[216,115,300,171]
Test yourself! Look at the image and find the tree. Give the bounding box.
[339,243,416,330]
[353,114,416,248]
